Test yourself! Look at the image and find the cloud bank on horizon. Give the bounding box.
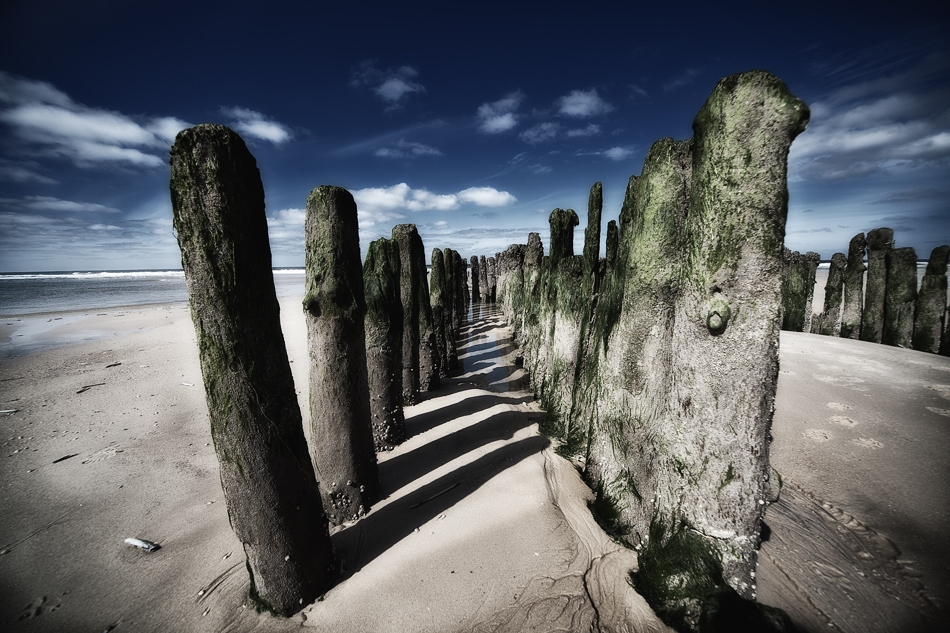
[0,5,947,272]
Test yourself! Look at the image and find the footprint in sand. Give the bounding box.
[829,415,857,428]
[826,402,851,411]
[853,437,883,449]
[18,596,46,621]
[81,445,121,464]
[926,407,950,417]
[804,429,831,442]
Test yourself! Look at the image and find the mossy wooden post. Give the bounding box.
[430,248,449,377]
[488,255,498,303]
[304,186,380,523]
[539,207,583,435]
[394,225,422,404]
[781,249,820,332]
[840,232,866,339]
[470,255,480,304]
[657,70,808,605]
[882,246,917,348]
[169,124,333,616]
[584,182,603,272]
[458,250,470,312]
[417,244,440,392]
[860,227,894,344]
[604,219,619,277]
[818,252,846,336]
[442,248,461,370]
[549,208,580,267]
[913,245,949,353]
[363,237,405,451]
[497,244,527,325]
[513,71,807,629]
[479,256,490,303]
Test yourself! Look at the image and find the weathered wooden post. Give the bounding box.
[882,246,917,348]
[304,186,380,523]
[363,237,406,450]
[430,248,449,377]
[470,255,480,304]
[914,245,949,353]
[170,124,333,615]
[479,255,490,303]
[818,252,846,336]
[860,227,894,344]
[781,249,820,332]
[840,232,866,339]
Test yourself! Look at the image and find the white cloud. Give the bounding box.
[1,195,121,213]
[352,183,517,215]
[147,116,192,143]
[265,208,307,255]
[477,91,525,133]
[788,65,950,182]
[457,187,517,206]
[374,139,442,158]
[0,159,57,184]
[0,211,180,272]
[220,106,292,144]
[0,72,72,107]
[566,123,601,138]
[0,71,192,169]
[604,146,632,161]
[663,68,701,92]
[557,88,613,117]
[521,122,562,144]
[351,61,425,109]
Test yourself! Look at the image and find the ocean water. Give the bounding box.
[0,269,306,317]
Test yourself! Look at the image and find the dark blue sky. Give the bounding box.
[1,0,948,271]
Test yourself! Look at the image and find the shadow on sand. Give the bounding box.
[331,302,546,578]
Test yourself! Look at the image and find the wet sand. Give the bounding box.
[759,331,950,632]
[1,302,947,631]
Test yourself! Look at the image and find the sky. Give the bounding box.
[0,0,948,272]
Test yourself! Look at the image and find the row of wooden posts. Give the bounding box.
[170,124,496,615]
[782,227,949,354]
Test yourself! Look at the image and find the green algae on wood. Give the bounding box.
[305,185,380,523]
[429,248,449,377]
[781,250,820,332]
[494,70,808,632]
[882,246,917,348]
[913,245,949,353]
[840,232,866,340]
[363,237,405,450]
[860,227,894,344]
[818,252,847,336]
[170,124,333,616]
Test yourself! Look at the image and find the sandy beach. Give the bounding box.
[1,300,947,632]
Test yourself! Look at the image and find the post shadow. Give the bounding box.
[403,388,534,439]
[383,402,542,494]
[331,434,551,578]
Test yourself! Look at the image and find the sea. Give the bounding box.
[0,269,307,317]
[0,263,931,318]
